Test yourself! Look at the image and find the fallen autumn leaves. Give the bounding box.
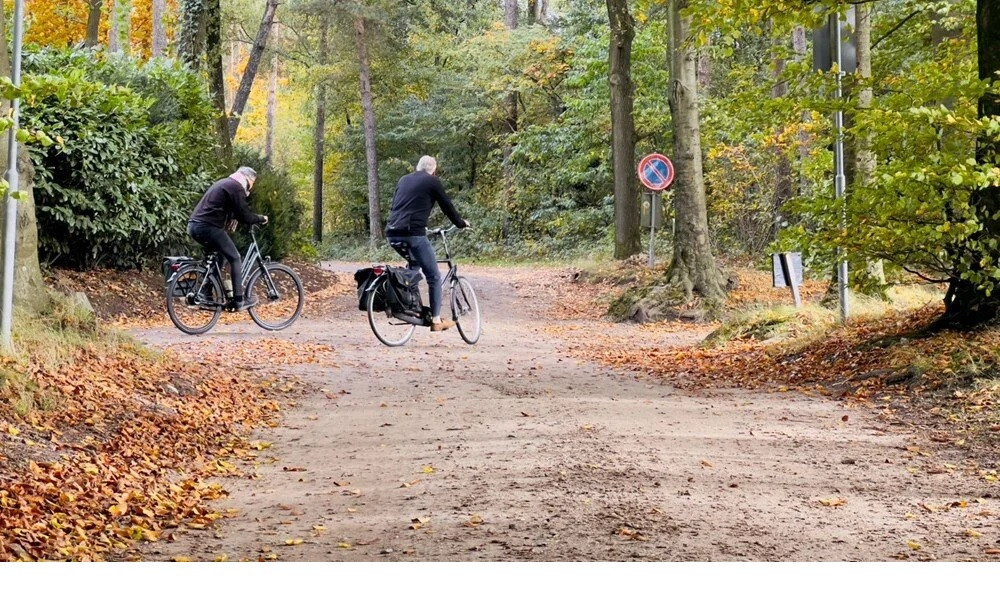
[0,339,295,561]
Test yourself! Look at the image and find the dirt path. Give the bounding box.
[134,265,999,561]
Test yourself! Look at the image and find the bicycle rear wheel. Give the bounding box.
[166,266,223,335]
[247,263,305,331]
[367,276,415,347]
[450,276,481,344]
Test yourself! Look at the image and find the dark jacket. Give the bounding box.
[188,177,265,229]
[385,171,466,237]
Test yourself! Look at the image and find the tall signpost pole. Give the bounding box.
[1,0,25,353]
[815,9,855,324]
[637,153,674,269]
[648,192,659,268]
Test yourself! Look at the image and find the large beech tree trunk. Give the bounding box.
[667,0,725,305]
[355,15,383,245]
[943,0,1000,326]
[607,0,640,259]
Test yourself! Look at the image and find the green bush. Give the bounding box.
[21,47,218,268]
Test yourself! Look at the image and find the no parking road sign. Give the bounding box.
[637,153,674,191]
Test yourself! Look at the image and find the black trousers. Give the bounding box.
[188,221,244,298]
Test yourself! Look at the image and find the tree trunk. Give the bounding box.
[265,55,279,165]
[537,0,548,25]
[152,0,168,58]
[206,0,232,162]
[667,0,725,305]
[505,0,518,28]
[179,0,206,68]
[527,0,549,26]
[228,0,280,140]
[109,0,120,53]
[932,0,961,46]
[355,15,383,245]
[942,0,1000,326]
[502,0,518,240]
[0,5,49,314]
[109,0,133,55]
[313,17,329,243]
[771,38,790,242]
[855,3,883,284]
[696,52,710,91]
[86,0,103,48]
[607,0,640,259]
[792,24,810,189]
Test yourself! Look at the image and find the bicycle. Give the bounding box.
[164,224,305,335]
[363,225,481,347]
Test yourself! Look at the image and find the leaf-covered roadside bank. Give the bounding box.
[0,318,303,561]
[549,272,1000,475]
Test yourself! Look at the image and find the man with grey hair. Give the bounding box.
[187,167,269,311]
[386,155,470,331]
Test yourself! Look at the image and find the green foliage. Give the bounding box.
[231,146,308,261]
[21,47,218,268]
[776,1,1000,295]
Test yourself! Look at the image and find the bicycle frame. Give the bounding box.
[171,225,272,308]
[431,226,460,285]
[368,226,464,325]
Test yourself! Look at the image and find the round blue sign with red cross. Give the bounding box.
[637,153,674,191]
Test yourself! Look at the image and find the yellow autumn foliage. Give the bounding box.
[20,0,178,59]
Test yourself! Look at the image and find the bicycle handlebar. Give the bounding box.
[427,225,467,237]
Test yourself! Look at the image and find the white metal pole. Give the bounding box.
[648,192,657,268]
[1,0,25,353]
[832,14,849,323]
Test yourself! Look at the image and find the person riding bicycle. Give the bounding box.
[386,156,470,331]
[187,167,269,311]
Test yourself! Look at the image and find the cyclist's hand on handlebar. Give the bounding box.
[260,215,269,225]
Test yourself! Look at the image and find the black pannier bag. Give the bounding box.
[354,268,385,311]
[387,267,423,313]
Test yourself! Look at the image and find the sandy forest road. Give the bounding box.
[135,264,999,561]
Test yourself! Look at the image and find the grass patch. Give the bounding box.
[704,305,836,347]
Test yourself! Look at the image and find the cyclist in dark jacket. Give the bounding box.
[188,167,268,311]
[386,156,470,331]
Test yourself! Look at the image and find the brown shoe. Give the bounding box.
[430,319,455,332]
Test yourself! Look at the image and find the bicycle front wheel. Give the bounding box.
[166,266,223,335]
[451,276,481,344]
[367,276,415,347]
[247,263,305,331]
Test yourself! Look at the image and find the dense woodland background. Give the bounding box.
[4,0,1000,325]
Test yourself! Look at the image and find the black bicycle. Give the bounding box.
[363,225,481,346]
[164,225,304,335]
